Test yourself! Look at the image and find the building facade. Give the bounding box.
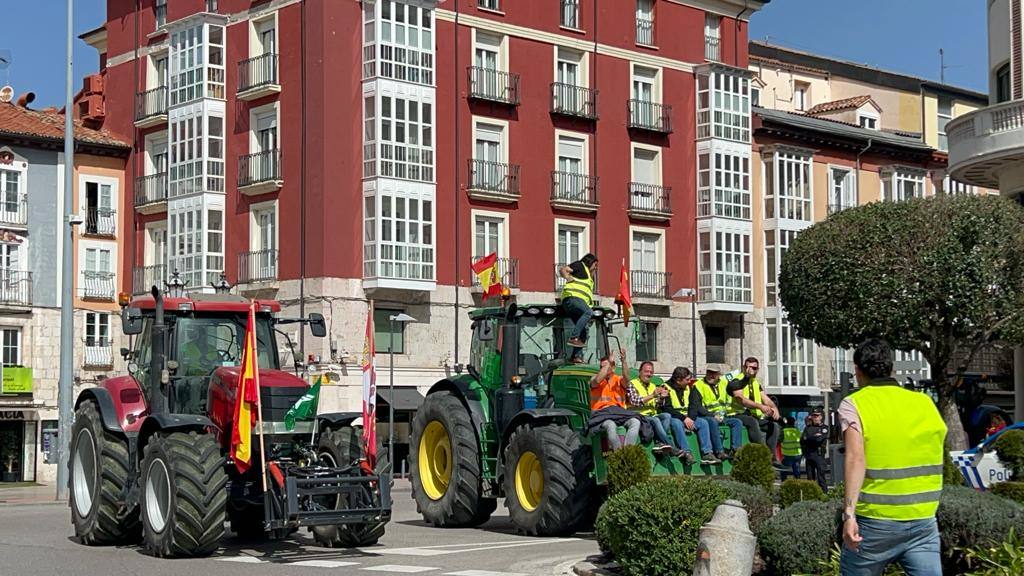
[0,93,130,483]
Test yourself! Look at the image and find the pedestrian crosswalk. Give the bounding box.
[214,556,526,576]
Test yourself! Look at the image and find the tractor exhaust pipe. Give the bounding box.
[149,286,167,415]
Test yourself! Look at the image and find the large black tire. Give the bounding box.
[312,425,389,548]
[69,401,141,545]
[410,391,492,527]
[140,431,228,557]
[502,423,595,536]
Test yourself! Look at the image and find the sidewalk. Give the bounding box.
[0,483,63,506]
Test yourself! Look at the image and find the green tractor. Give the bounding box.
[409,302,741,536]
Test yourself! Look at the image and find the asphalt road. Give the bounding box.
[0,480,597,576]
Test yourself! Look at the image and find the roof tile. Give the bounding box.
[804,95,875,116]
[0,102,129,149]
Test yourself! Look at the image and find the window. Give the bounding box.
[631,65,660,127]
[705,326,726,364]
[636,0,654,46]
[474,32,501,72]
[858,114,878,130]
[153,54,168,89]
[478,0,500,10]
[473,122,505,188]
[751,85,760,107]
[363,192,435,282]
[557,134,585,175]
[85,248,112,275]
[146,223,167,267]
[561,0,580,29]
[697,146,751,219]
[997,63,1011,104]
[764,150,812,222]
[473,213,506,258]
[85,312,111,348]
[556,48,582,88]
[254,111,278,153]
[363,96,377,178]
[704,14,720,61]
[84,181,115,235]
[697,226,752,304]
[1,328,21,366]
[555,133,587,201]
[632,66,657,103]
[764,229,798,308]
[168,196,225,288]
[251,204,277,257]
[697,70,751,142]
[379,96,434,182]
[0,168,23,223]
[206,0,218,12]
[155,0,167,29]
[632,231,660,272]
[170,23,226,105]
[942,174,976,195]
[557,223,585,265]
[148,139,168,176]
[765,316,816,388]
[636,321,658,362]
[0,243,21,272]
[374,308,405,353]
[793,81,809,111]
[255,18,276,56]
[829,167,856,213]
[881,168,925,202]
[937,96,952,151]
[372,0,434,85]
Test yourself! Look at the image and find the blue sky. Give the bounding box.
[0,0,991,109]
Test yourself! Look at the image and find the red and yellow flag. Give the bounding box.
[230,301,261,473]
[362,302,378,469]
[615,259,633,326]
[472,253,503,299]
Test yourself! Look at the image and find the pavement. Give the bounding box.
[0,480,597,576]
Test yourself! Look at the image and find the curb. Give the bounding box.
[572,555,619,576]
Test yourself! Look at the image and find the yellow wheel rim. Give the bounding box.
[514,451,544,512]
[418,421,452,501]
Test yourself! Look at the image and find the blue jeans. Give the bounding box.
[647,413,689,453]
[723,417,745,450]
[840,517,941,576]
[561,296,591,360]
[665,415,694,455]
[782,455,802,479]
[693,416,723,454]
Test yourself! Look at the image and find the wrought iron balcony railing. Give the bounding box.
[467,159,520,199]
[0,195,27,226]
[631,270,671,298]
[82,271,116,300]
[628,182,672,215]
[238,149,282,188]
[550,171,598,208]
[468,66,520,106]
[705,36,721,62]
[134,173,168,207]
[84,207,116,236]
[0,270,31,306]
[550,82,598,120]
[135,86,167,122]
[628,99,672,133]
[238,53,279,94]
[132,264,166,295]
[238,249,278,283]
[636,16,655,46]
[471,256,519,289]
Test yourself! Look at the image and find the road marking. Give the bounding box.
[215,556,265,564]
[445,571,529,576]
[363,565,438,573]
[291,560,362,568]
[383,538,578,557]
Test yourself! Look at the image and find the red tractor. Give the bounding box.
[68,285,390,557]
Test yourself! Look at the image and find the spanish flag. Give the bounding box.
[230,301,261,473]
[472,252,503,299]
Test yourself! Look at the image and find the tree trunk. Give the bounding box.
[931,357,969,450]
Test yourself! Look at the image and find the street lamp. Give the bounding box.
[388,313,416,470]
[672,288,698,374]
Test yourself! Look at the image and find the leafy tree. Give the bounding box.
[778,194,1024,449]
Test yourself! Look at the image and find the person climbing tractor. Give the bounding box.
[559,253,598,364]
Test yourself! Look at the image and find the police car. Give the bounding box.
[951,422,1022,490]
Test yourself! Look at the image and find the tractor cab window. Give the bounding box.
[131,318,153,395]
[469,318,499,378]
[519,313,607,370]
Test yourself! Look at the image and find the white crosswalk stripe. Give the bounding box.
[215,556,264,564]
[445,571,529,576]
[363,565,439,573]
[291,560,362,568]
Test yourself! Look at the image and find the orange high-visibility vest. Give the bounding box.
[591,374,627,411]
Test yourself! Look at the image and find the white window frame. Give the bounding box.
[857,112,879,130]
[554,218,590,265]
[704,13,721,61]
[828,165,857,212]
[144,221,168,267]
[249,102,280,154]
[0,327,21,367]
[630,63,662,104]
[764,315,817,391]
[763,147,814,225]
[942,174,977,195]
[472,116,509,165]
[362,182,436,284]
[554,129,590,175]
[763,228,799,310]
[250,12,278,57]
[371,0,435,85]
[793,81,809,112]
[696,140,751,220]
[881,167,926,202]
[560,0,581,30]
[697,220,752,306]
[630,143,662,186]
[84,312,112,348]
[144,133,169,176]
[937,96,953,152]
[472,29,507,73]
[553,46,588,89]
[377,92,435,183]
[148,51,169,90]
[629,225,665,273]
[478,0,501,12]
[0,158,27,224]
[471,209,509,259]
[636,0,655,46]
[696,69,751,142]
[249,199,279,253]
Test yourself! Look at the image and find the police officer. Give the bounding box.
[801,408,829,492]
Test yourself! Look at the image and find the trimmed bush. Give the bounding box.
[992,481,1024,507]
[605,444,650,496]
[731,443,776,492]
[779,478,827,508]
[826,481,845,501]
[937,485,1024,572]
[595,477,726,576]
[716,479,774,534]
[758,499,841,576]
[944,448,965,487]
[994,430,1024,480]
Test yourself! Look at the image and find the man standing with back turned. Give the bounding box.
[560,253,598,364]
[840,338,947,576]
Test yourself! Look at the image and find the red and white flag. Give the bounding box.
[361,301,378,467]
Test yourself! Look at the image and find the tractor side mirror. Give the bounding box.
[120,347,131,360]
[122,307,143,335]
[476,321,494,342]
[308,313,327,338]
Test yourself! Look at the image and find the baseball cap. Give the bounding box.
[705,364,723,375]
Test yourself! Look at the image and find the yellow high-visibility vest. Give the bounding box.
[781,427,801,457]
[629,378,659,416]
[849,384,947,521]
[726,371,764,418]
[560,263,594,306]
[696,377,728,413]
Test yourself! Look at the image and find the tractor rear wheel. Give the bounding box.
[410,391,492,527]
[502,423,594,536]
[69,400,141,545]
[312,425,389,548]
[140,431,228,557]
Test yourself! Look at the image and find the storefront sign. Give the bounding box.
[0,411,24,420]
[0,367,32,394]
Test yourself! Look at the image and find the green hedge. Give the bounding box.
[779,478,827,508]
[826,481,845,501]
[595,477,726,576]
[731,443,776,493]
[605,444,650,496]
[994,430,1024,480]
[758,499,841,576]
[944,449,965,487]
[715,479,774,534]
[937,485,1024,572]
[992,481,1024,506]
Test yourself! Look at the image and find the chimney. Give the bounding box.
[15,92,35,108]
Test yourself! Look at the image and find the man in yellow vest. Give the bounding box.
[840,339,946,575]
[780,416,802,480]
[559,253,598,364]
[697,365,747,456]
[628,361,696,465]
[724,357,784,468]
[666,367,723,464]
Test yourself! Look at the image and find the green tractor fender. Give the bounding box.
[424,378,490,446]
[496,408,577,479]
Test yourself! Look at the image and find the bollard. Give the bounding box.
[692,499,756,576]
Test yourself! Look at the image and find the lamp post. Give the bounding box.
[673,288,698,374]
[388,313,416,472]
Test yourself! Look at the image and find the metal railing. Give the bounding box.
[551,171,598,207]
[471,256,519,289]
[467,66,520,106]
[134,173,168,207]
[636,16,655,45]
[83,340,114,367]
[468,159,520,198]
[629,182,672,214]
[135,86,167,121]
[554,263,599,292]
[631,270,671,298]
[560,0,580,28]
[133,264,166,295]
[628,99,672,133]
[705,36,721,61]
[85,207,116,236]
[238,149,282,188]
[0,270,32,306]
[0,195,27,226]
[238,249,278,283]
[81,271,116,300]
[238,53,279,94]
[550,83,598,119]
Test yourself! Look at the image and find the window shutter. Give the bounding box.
[1013,0,1023,100]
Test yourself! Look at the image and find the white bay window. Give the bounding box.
[764,148,813,223]
[697,141,750,219]
[363,182,435,288]
[697,220,752,309]
[882,167,925,202]
[697,66,751,143]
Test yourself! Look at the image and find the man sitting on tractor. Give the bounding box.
[586,348,643,452]
[629,361,695,464]
[696,365,747,457]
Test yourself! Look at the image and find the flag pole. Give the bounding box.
[253,301,269,495]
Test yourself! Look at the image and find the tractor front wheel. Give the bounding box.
[140,431,228,557]
[312,425,388,548]
[502,423,594,536]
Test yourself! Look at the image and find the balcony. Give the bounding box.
[471,256,519,292]
[467,159,520,203]
[83,340,114,369]
[550,83,598,120]
[238,149,283,195]
[238,249,278,284]
[84,208,116,237]
[0,270,32,307]
[134,86,167,128]
[628,183,672,221]
[629,100,672,134]
[631,270,671,299]
[554,263,599,293]
[81,271,116,301]
[705,36,721,62]
[948,100,1024,193]
[636,16,655,46]
[550,171,599,212]
[133,264,166,295]
[0,195,28,228]
[237,53,280,101]
[468,66,520,106]
[134,173,168,214]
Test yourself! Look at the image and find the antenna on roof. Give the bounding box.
[939,48,962,85]
[0,50,11,88]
